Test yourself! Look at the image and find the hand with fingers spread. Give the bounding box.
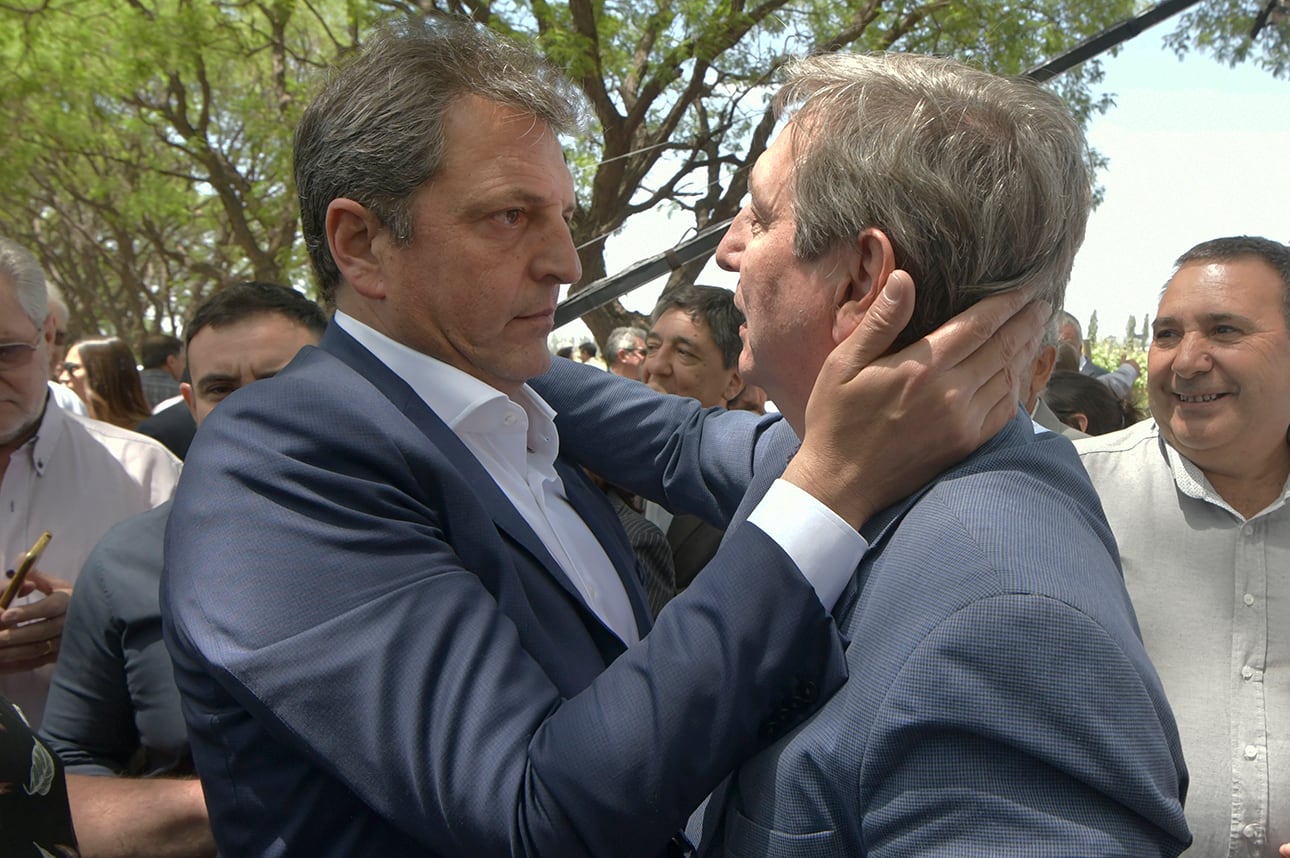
[784,270,1050,530]
[0,570,72,674]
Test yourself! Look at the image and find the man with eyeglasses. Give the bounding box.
[0,237,180,727]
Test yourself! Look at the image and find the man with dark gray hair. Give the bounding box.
[640,285,746,589]
[536,51,1189,854]
[162,18,1048,858]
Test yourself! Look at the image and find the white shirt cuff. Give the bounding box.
[746,478,868,611]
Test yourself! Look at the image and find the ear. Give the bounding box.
[832,228,896,344]
[326,198,387,300]
[1026,344,1057,411]
[1070,412,1089,434]
[720,366,744,407]
[181,382,197,420]
[41,312,56,345]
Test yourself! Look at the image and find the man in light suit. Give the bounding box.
[534,52,1190,855]
[160,19,1045,858]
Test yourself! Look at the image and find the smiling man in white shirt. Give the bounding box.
[1078,235,1290,858]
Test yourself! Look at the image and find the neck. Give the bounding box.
[782,405,806,441]
[0,408,45,482]
[1203,445,1290,519]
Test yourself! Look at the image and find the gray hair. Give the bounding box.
[776,52,1092,349]
[605,326,647,366]
[1170,235,1290,327]
[295,16,586,301]
[0,237,48,326]
[1057,310,1083,341]
[46,282,68,321]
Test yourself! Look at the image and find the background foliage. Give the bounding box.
[2,0,1285,350]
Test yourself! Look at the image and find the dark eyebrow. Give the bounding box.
[668,334,701,351]
[195,372,238,392]
[1154,311,1252,330]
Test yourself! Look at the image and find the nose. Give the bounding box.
[715,211,746,273]
[1170,332,1213,378]
[537,218,583,285]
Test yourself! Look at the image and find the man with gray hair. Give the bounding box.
[535,51,1189,854]
[0,237,179,727]
[162,18,1049,858]
[605,325,648,379]
[1028,318,1089,439]
[1059,308,1141,398]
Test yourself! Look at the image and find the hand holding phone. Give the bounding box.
[1,531,52,610]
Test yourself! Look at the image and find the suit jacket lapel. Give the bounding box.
[319,325,613,627]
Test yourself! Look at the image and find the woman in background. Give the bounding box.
[59,337,152,429]
[1044,369,1143,437]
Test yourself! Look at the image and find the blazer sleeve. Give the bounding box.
[530,358,795,527]
[162,368,847,858]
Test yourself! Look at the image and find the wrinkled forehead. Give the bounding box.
[1159,257,1290,325]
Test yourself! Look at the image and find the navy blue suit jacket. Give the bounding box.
[532,358,1191,857]
[161,326,847,857]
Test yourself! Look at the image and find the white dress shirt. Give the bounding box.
[1078,420,1290,856]
[336,312,866,640]
[1,400,181,726]
[47,380,86,416]
[336,313,642,644]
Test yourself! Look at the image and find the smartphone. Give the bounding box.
[1,531,52,610]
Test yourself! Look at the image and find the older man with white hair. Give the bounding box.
[0,237,179,726]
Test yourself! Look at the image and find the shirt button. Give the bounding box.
[1244,593,1256,606]
[1242,665,1255,679]
[1245,744,1259,760]
[503,413,518,426]
[1243,524,1254,536]
[1243,823,1262,840]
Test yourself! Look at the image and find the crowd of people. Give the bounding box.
[1,14,1287,858]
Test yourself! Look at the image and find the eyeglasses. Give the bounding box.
[59,361,82,375]
[0,331,42,371]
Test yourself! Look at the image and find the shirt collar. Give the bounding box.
[1157,421,1290,521]
[332,311,560,463]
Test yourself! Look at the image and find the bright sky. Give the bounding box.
[556,22,1290,345]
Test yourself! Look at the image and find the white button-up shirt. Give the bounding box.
[1078,419,1290,857]
[1,399,180,725]
[335,312,866,641]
